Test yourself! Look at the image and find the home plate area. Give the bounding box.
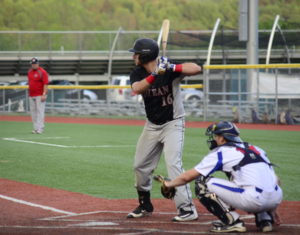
[0,179,299,234]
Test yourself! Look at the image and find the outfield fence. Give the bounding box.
[0,64,299,124]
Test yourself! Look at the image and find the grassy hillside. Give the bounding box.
[0,0,299,31]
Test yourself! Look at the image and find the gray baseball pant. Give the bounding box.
[29,96,46,132]
[133,117,196,212]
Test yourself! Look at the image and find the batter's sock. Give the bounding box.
[138,190,153,212]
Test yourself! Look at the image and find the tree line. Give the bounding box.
[0,0,299,31]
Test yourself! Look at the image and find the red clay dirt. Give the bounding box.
[0,178,299,235]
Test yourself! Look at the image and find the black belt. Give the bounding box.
[255,185,278,193]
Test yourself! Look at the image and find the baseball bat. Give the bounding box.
[161,19,170,57]
[157,25,163,48]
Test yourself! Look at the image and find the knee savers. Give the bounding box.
[195,177,235,225]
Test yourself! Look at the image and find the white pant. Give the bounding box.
[207,178,282,220]
[29,96,46,132]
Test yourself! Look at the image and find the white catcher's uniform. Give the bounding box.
[194,143,282,220]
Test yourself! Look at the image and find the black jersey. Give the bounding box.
[130,65,185,125]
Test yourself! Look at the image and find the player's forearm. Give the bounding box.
[181,63,202,75]
[131,75,155,94]
[43,85,48,95]
[165,169,200,188]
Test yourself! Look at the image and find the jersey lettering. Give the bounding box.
[130,65,181,125]
[143,85,170,97]
[162,94,173,106]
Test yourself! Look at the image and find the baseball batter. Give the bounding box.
[163,121,283,233]
[126,38,202,221]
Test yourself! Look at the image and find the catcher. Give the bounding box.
[154,121,282,233]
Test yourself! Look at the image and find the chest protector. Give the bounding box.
[223,142,274,171]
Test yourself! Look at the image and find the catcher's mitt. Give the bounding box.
[153,175,176,199]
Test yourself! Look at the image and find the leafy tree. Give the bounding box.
[0,0,299,30]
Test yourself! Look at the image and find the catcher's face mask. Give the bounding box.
[205,124,218,150]
[205,121,243,150]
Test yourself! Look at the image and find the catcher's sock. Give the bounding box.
[172,208,198,222]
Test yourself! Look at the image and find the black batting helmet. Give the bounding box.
[205,121,242,149]
[129,38,159,64]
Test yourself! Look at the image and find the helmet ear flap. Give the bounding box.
[138,53,156,64]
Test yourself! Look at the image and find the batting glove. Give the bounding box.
[159,56,180,73]
[153,60,168,75]
[159,56,170,65]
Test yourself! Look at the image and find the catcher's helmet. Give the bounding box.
[129,38,159,64]
[205,121,242,149]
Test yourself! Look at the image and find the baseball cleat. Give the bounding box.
[172,208,198,222]
[127,205,153,218]
[210,219,246,233]
[259,220,273,232]
[212,220,225,227]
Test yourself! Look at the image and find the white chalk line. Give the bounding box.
[0,194,76,215]
[71,221,118,226]
[14,136,71,140]
[68,145,135,148]
[40,210,255,221]
[2,138,69,148]
[2,137,134,148]
[40,210,213,221]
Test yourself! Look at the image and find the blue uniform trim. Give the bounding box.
[212,184,278,194]
[255,187,263,193]
[212,182,245,193]
[208,152,223,176]
[255,185,278,193]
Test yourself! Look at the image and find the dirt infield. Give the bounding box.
[1,115,300,131]
[0,178,299,235]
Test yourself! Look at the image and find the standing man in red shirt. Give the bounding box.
[27,57,49,134]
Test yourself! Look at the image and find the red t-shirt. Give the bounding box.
[27,67,49,97]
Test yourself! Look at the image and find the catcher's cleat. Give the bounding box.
[126,205,153,218]
[210,219,246,233]
[212,220,225,227]
[259,220,273,232]
[172,208,198,222]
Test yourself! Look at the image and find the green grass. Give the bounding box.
[0,121,299,201]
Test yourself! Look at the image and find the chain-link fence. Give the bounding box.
[1,64,299,124]
[1,29,299,55]
[202,64,300,124]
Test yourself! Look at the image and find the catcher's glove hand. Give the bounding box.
[153,175,176,199]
